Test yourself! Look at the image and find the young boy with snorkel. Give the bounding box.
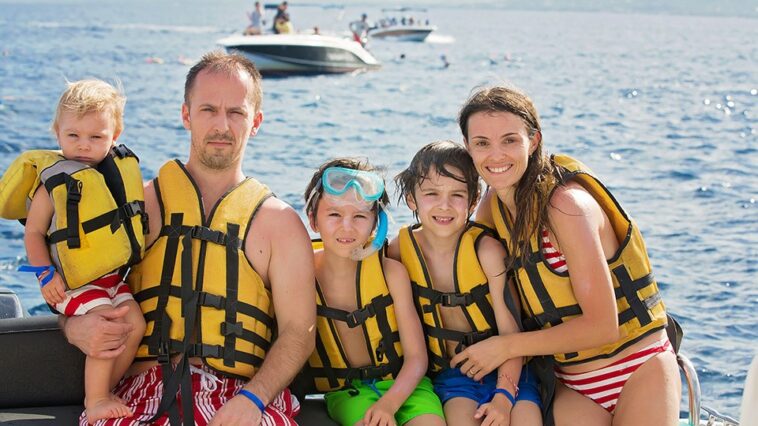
[387,141,542,426]
[0,80,146,423]
[302,158,445,426]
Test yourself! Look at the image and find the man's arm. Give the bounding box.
[211,197,316,424]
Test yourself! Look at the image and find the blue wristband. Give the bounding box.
[492,388,516,406]
[238,389,265,412]
[18,265,56,287]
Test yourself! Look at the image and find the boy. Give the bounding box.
[0,79,146,422]
[388,141,542,425]
[302,158,445,426]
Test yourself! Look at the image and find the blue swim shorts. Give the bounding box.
[432,364,541,408]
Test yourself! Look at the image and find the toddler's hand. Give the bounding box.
[41,272,66,305]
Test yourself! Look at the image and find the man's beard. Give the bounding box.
[194,131,239,170]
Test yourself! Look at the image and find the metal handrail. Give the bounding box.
[702,406,740,426]
[679,353,702,426]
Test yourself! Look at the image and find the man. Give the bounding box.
[62,51,316,426]
[349,13,372,45]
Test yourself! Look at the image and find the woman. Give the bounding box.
[450,86,681,425]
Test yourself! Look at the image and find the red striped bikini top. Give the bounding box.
[542,229,568,273]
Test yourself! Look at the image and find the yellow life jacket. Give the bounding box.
[491,154,667,365]
[130,160,274,380]
[398,222,500,373]
[306,242,403,392]
[0,146,146,289]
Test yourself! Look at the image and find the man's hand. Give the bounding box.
[208,394,262,426]
[41,272,66,305]
[62,305,133,359]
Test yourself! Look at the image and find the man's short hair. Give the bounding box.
[52,79,126,136]
[184,50,262,113]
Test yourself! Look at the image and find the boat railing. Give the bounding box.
[679,352,740,426]
[680,353,702,426]
[702,406,740,426]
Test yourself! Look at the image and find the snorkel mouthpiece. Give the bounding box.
[350,208,388,261]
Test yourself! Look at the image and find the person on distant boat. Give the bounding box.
[274,12,293,34]
[349,13,373,44]
[243,1,265,36]
[0,79,147,424]
[61,51,316,426]
[450,86,681,424]
[272,1,289,34]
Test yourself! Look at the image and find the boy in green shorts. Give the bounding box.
[302,158,445,426]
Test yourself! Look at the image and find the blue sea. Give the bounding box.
[0,0,755,418]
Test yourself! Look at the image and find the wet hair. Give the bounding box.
[458,86,565,268]
[394,140,480,216]
[52,79,125,136]
[304,158,389,222]
[184,50,262,113]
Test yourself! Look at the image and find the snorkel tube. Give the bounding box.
[350,208,388,261]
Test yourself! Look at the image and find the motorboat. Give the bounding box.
[367,22,436,42]
[217,33,381,76]
[362,7,437,42]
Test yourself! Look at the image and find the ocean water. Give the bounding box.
[0,0,756,417]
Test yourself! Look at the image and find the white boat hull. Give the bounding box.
[217,34,381,75]
[369,25,436,42]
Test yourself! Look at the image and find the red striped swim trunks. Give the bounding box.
[80,363,301,425]
[554,338,673,413]
[55,273,133,316]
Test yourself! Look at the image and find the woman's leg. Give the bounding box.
[553,381,611,426]
[612,349,681,426]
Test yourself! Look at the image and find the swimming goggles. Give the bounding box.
[321,167,385,202]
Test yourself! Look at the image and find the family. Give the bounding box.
[0,50,682,426]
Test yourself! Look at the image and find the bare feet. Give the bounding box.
[85,396,133,423]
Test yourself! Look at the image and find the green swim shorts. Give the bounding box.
[324,376,444,426]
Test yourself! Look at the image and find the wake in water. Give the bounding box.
[26,21,220,34]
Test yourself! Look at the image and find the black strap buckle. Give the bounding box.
[191,344,222,358]
[441,292,473,307]
[122,201,142,218]
[157,343,171,364]
[190,226,226,245]
[67,180,82,203]
[221,321,244,337]
[462,330,492,346]
[198,292,226,309]
[346,304,376,328]
[141,210,149,234]
[112,144,134,159]
[357,365,383,380]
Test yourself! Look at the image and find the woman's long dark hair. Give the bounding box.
[459,86,565,268]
